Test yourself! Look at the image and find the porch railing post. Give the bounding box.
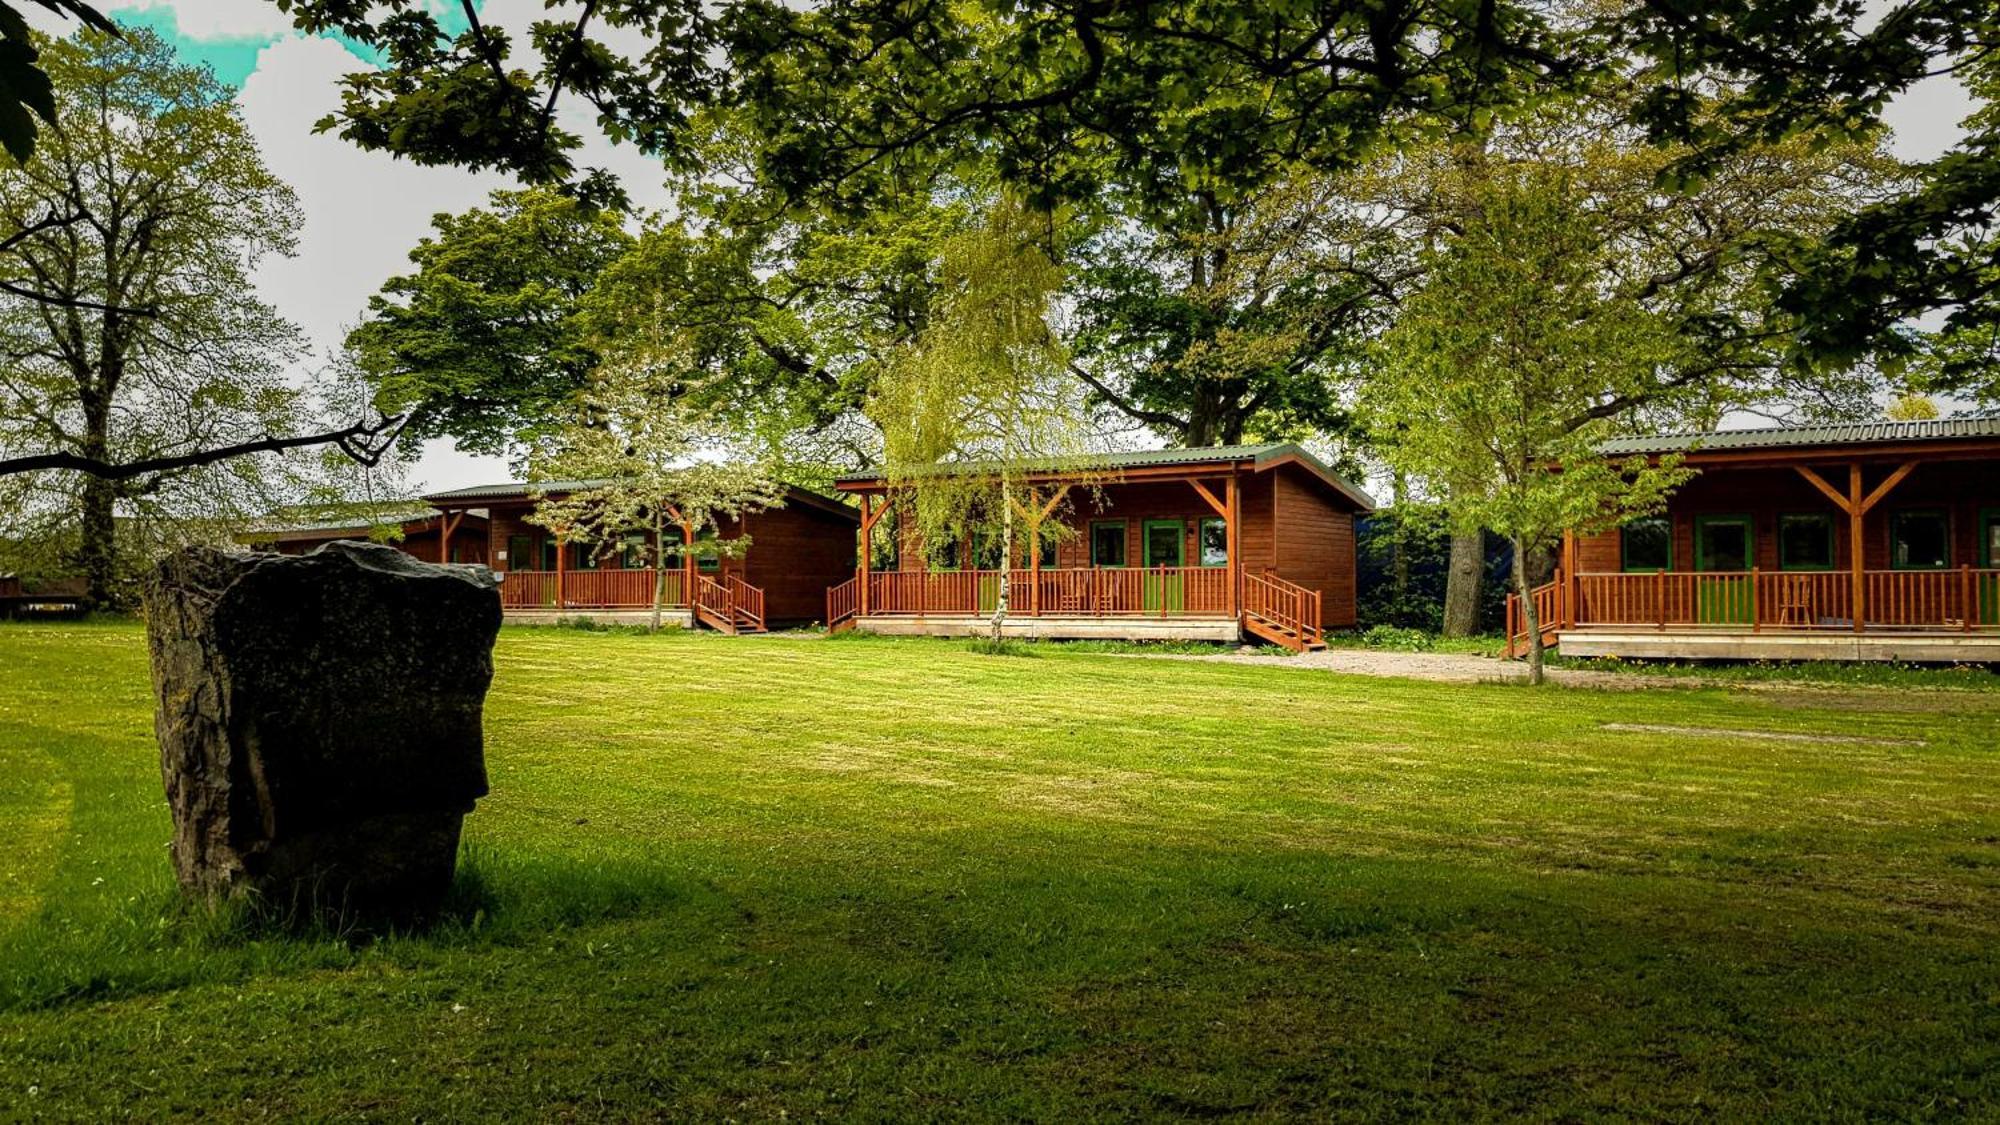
[1963,565,1974,632]
[1849,462,1866,634]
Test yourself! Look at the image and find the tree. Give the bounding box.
[0,0,112,162]
[348,188,634,458]
[1622,0,2000,378]
[523,334,785,633]
[870,197,1100,638]
[0,27,317,605]
[1361,167,1692,684]
[1068,173,1405,446]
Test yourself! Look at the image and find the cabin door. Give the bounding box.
[1981,511,2000,625]
[1142,520,1185,612]
[1695,515,1755,624]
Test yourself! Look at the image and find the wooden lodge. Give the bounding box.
[825,444,1375,652]
[1508,417,2000,662]
[422,480,859,632]
[240,507,490,564]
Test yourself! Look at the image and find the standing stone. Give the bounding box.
[146,541,501,924]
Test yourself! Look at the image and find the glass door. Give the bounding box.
[1142,520,1185,612]
[1695,515,1755,624]
[1983,511,1999,625]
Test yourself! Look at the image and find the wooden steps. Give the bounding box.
[693,575,768,635]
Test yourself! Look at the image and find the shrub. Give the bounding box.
[1361,624,1436,652]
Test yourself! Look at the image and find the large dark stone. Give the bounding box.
[145,541,501,924]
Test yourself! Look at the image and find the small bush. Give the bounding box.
[1361,624,1436,652]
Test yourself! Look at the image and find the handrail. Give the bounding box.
[826,575,859,630]
[694,574,732,621]
[1504,577,1564,659]
[727,575,765,628]
[1244,571,1322,648]
[860,566,1234,618]
[1558,568,2000,632]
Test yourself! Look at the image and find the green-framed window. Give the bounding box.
[1889,508,1950,569]
[1620,516,1671,572]
[1983,509,2000,568]
[1694,514,1754,572]
[1142,519,1185,568]
[540,538,560,571]
[1090,520,1127,567]
[695,530,724,573]
[1198,517,1228,567]
[572,542,599,570]
[618,533,648,569]
[506,534,532,571]
[1777,513,1836,571]
[1035,531,1059,569]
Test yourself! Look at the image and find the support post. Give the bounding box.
[1226,474,1242,621]
[1561,529,1578,629]
[555,535,566,609]
[1849,463,1865,634]
[858,494,874,619]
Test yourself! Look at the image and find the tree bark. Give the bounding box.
[1442,526,1483,637]
[77,398,118,608]
[1512,534,1545,685]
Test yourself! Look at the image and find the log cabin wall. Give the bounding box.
[736,502,859,624]
[1271,464,1358,628]
[1576,459,1999,573]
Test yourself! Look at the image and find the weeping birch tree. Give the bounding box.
[870,198,1101,639]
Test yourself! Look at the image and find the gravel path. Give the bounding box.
[1153,647,1684,689]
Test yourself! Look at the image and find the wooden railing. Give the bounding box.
[727,576,765,629]
[826,575,859,631]
[1244,571,1322,649]
[859,567,1236,618]
[1507,567,2000,653]
[694,574,732,621]
[499,568,686,609]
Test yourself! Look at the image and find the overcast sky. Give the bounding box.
[24,1,1984,494]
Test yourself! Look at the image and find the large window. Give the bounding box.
[696,531,723,572]
[1090,521,1127,567]
[1621,517,1671,572]
[619,533,648,569]
[1778,513,1835,570]
[540,538,559,571]
[572,541,598,570]
[1985,510,2000,568]
[506,534,532,571]
[1198,517,1228,567]
[1889,509,1950,569]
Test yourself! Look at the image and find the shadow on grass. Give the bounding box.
[0,844,697,1013]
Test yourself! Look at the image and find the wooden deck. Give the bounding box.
[826,566,1327,649]
[1510,567,2000,661]
[499,569,769,634]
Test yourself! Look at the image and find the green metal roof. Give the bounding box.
[419,480,859,522]
[1598,415,2000,456]
[833,442,1376,510]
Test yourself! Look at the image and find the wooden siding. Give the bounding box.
[1271,463,1358,628]
[1580,459,1998,575]
[485,496,856,625]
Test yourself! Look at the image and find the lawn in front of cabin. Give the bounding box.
[1,622,1996,1118]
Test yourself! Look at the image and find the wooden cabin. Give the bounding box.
[1509,417,2000,661]
[826,444,1375,651]
[240,508,490,564]
[422,481,859,632]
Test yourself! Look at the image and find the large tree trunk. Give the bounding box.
[1442,526,1483,637]
[991,482,1013,641]
[1511,535,1545,686]
[77,402,118,608]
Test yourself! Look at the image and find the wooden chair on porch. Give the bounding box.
[1775,574,1815,628]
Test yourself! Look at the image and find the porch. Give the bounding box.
[1507,420,2000,662]
[1510,567,2000,661]
[498,568,768,634]
[826,445,1374,651]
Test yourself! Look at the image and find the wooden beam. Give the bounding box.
[1038,484,1072,522]
[1793,465,1854,514]
[1858,461,1919,515]
[1849,463,1865,635]
[1226,474,1241,621]
[1187,478,1229,519]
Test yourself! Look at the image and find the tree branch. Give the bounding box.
[0,415,409,481]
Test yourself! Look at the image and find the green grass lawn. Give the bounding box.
[3,622,1998,1119]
